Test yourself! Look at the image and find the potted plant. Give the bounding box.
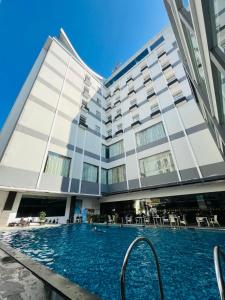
[39,211,46,225]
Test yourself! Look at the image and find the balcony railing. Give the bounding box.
[115,129,123,136]
[84,79,91,87]
[141,65,148,72]
[114,87,120,94]
[167,77,178,87]
[126,77,133,84]
[114,100,121,107]
[158,51,166,59]
[114,114,122,120]
[129,103,138,111]
[82,91,89,99]
[105,135,112,141]
[79,121,88,129]
[147,91,156,100]
[105,119,112,125]
[143,77,152,86]
[162,63,171,72]
[105,106,111,112]
[150,105,161,118]
[128,89,136,96]
[131,120,141,127]
[174,96,187,106]
[81,104,89,112]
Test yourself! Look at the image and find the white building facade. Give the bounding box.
[0,26,225,225]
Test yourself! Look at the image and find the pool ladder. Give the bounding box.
[214,246,225,300]
[120,236,164,300]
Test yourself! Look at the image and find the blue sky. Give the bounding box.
[0,0,169,129]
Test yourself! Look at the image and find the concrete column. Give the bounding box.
[64,196,71,223]
[6,193,22,225]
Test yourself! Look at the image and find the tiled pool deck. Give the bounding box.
[0,239,100,300]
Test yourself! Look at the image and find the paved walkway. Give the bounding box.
[0,248,48,300]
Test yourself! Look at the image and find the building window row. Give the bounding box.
[136,122,166,147]
[44,149,175,186]
[139,151,175,178]
[101,165,126,185]
[44,152,71,178]
[82,162,98,183]
[102,140,124,159]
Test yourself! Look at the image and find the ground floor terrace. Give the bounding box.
[0,179,225,227]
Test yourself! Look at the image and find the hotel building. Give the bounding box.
[0,25,225,225]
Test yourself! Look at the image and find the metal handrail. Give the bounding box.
[214,246,225,300]
[120,236,164,300]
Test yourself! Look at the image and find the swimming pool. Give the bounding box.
[0,224,224,300]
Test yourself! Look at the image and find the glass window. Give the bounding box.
[139,151,175,177]
[181,0,189,10]
[214,67,225,124]
[96,111,101,119]
[107,129,112,136]
[101,144,109,159]
[44,152,71,177]
[150,103,159,112]
[147,87,155,96]
[83,86,89,94]
[132,114,139,122]
[130,99,137,106]
[96,98,101,105]
[109,140,124,158]
[136,122,166,147]
[101,168,108,184]
[95,125,100,133]
[211,0,225,54]
[117,124,123,131]
[184,26,206,89]
[108,165,126,184]
[82,163,98,183]
[116,108,121,115]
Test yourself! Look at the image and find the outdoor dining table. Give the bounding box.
[196,216,210,226]
[153,216,162,226]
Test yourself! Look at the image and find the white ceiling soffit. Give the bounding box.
[58,28,103,81]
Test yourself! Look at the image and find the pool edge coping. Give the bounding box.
[0,241,101,300]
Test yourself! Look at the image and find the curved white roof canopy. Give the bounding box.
[58,28,103,82]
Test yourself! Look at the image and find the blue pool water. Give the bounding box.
[0,224,225,300]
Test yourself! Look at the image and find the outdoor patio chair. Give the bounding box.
[180,215,187,226]
[126,216,132,224]
[144,217,150,225]
[108,215,113,224]
[169,214,176,227]
[162,217,169,225]
[209,215,220,227]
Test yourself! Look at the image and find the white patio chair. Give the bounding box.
[196,217,205,227]
[144,217,150,225]
[169,214,176,227]
[209,215,220,227]
[180,215,187,226]
[108,215,113,224]
[126,216,132,224]
[162,217,169,225]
